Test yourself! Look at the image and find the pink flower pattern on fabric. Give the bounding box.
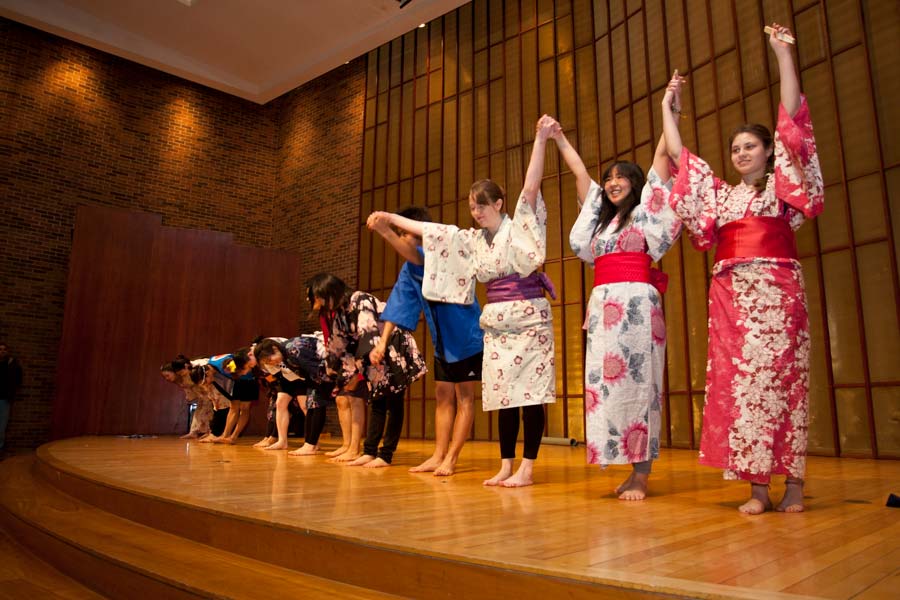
[570,169,680,467]
[668,96,823,483]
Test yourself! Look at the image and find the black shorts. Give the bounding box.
[275,376,308,398]
[231,378,259,402]
[433,352,483,383]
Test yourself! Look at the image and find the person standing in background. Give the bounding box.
[0,343,23,455]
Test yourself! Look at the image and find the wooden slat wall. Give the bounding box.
[357,0,900,458]
[51,206,302,439]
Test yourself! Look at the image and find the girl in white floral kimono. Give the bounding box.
[663,25,824,514]
[372,115,559,487]
[554,85,683,501]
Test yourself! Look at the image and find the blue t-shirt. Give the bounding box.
[381,247,483,363]
[208,354,255,381]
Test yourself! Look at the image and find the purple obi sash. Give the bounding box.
[485,272,558,304]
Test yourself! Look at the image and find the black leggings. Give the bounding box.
[498,404,545,460]
[362,390,405,464]
[304,405,327,446]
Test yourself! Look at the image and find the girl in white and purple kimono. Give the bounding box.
[373,115,559,487]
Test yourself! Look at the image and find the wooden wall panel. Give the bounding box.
[52,206,300,439]
[355,0,900,457]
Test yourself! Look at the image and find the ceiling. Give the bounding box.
[0,0,470,104]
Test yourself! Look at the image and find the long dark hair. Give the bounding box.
[253,338,287,362]
[160,354,191,373]
[306,273,350,313]
[728,123,774,193]
[189,365,208,385]
[595,162,645,234]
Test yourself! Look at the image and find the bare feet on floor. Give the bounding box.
[325,446,349,457]
[264,440,288,451]
[434,456,458,477]
[288,443,318,456]
[199,435,219,444]
[362,457,390,468]
[408,456,443,473]
[252,436,275,448]
[348,454,375,467]
[775,478,805,513]
[327,450,360,463]
[615,472,634,495]
[180,432,199,440]
[500,461,534,488]
[617,472,648,501]
[738,484,772,515]
[483,462,513,486]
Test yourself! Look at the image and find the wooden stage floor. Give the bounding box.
[23,436,900,599]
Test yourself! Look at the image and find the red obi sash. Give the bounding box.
[714,216,798,265]
[593,252,668,295]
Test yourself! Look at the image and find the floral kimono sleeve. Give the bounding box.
[669,148,729,251]
[326,294,378,388]
[349,291,382,367]
[506,190,548,275]
[774,95,824,228]
[421,223,478,304]
[569,180,603,263]
[641,167,683,261]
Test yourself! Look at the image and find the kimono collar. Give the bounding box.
[484,213,510,245]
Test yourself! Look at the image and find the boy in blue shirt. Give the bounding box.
[368,206,483,476]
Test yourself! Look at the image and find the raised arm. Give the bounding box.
[662,70,686,161]
[769,23,800,117]
[520,115,557,210]
[552,129,591,204]
[367,213,422,265]
[370,212,425,238]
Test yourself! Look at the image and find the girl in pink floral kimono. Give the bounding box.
[663,24,824,514]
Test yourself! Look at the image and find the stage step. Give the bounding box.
[0,455,400,599]
[28,444,669,600]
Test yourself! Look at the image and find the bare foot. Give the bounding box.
[218,437,235,445]
[775,478,805,513]
[253,436,276,448]
[483,460,514,486]
[288,443,318,456]
[738,484,772,515]
[199,435,218,444]
[615,472,634,495]
[617,472,648,501]
[325,446,349,457]
[362,457,391,468]
[264,440,288,451]
[434,456,458,477]
[180,432,200,440]
[328,450,361,463]
[348,454,376,467]
[500,460,535,488]
[408,455,443,473]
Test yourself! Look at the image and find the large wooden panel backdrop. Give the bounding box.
[51,205,303,439]
[355,0,900,458]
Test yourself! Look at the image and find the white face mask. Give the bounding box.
[262,362,282,374]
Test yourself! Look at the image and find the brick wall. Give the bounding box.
[0,19,366,447]
[270,59,366,332]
